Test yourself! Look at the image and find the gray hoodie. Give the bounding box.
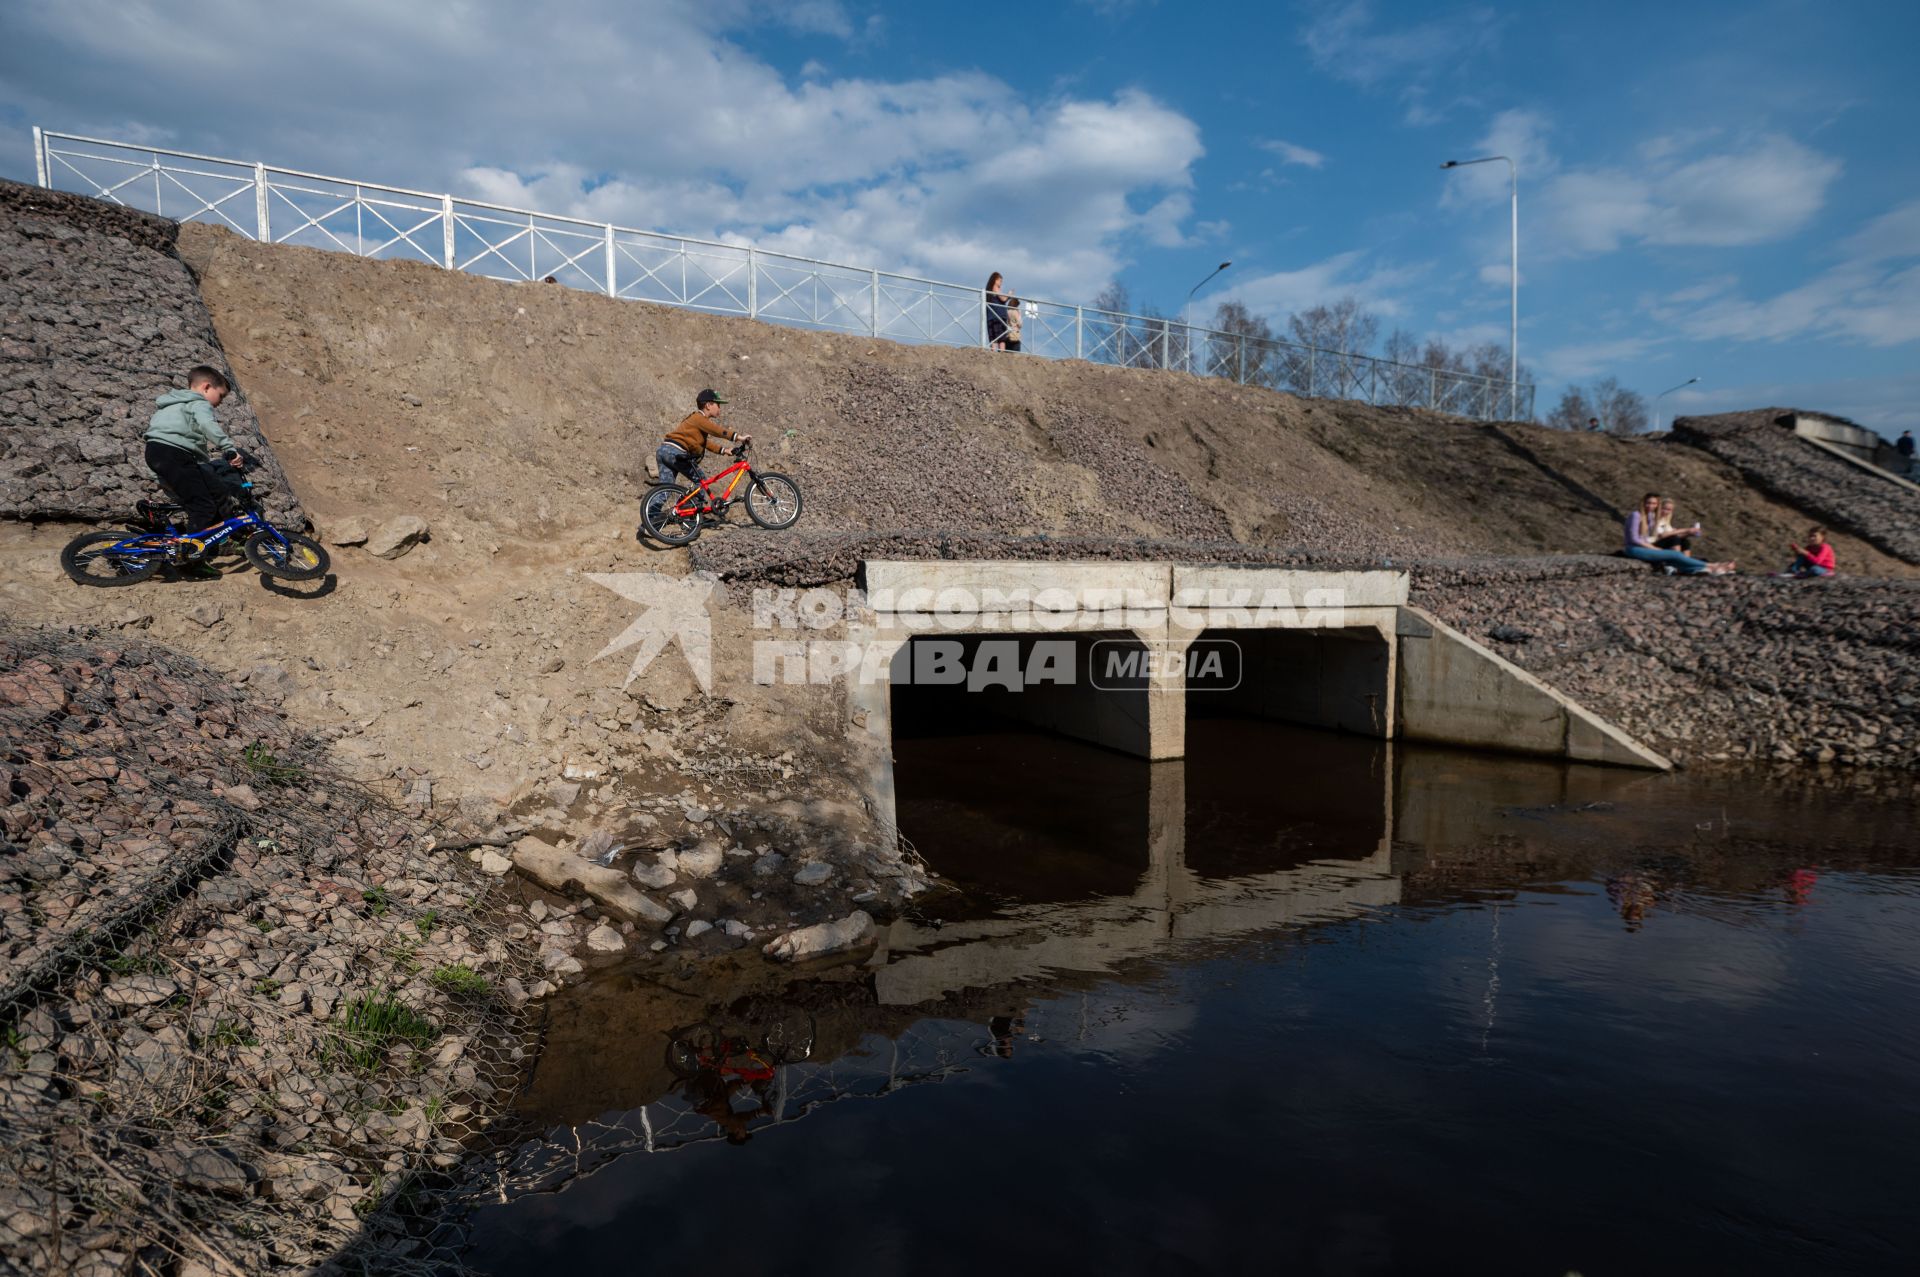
[145,388,236,458]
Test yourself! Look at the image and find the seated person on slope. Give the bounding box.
[1780,527,1836,578]
[1652,497,1702,554]
[657,388,752,497]
[144,365,245,541]
[1624,492,1734,575]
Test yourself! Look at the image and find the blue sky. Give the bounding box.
[3,0,1916,434]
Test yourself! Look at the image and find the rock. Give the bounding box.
[364,514,430,559]
[684,920,713,938]
[102,974,179,1007]
[678,842,725,879]
[792,861,833,887]
[325,515,370,547]
[584,924,627,954]
[632,861,676,889]
[478,849,512,875]
[186,601,225,628]
[722,919,752,938]
[669,888,698,911]
[578,829,616,862]
[219,783,263,812]
[150,1144,253,1197]
[510,836,672,925]
[764,911,875,962]
[752,852,788,877]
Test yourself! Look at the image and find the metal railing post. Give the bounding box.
[604,224,617,296]
[870,269,880,336]
[1075,307,1083,359]
[32,127,46,188]
[747,246,758,317]
[980,290,989,347]
[254,163,269,241]
[441,195,455,269]
[1429,366,1437,408]
[1307,346,1316,397]
[1237,334,1246,383]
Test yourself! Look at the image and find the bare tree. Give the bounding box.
[1286,296,1380,357]
[1546,386,1595,431]
[1545,378,1648,434]
[1381,328,1428,404]
[1088,283,1131,315]
[1590,377,1650,435]
[1086,283,1148,367]
[1210,301,1276,385]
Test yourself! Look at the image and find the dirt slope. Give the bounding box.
[2,221,1916,813]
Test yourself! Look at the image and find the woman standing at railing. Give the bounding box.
[985,272,1018,351]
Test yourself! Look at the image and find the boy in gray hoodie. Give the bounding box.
[144,366,244,534]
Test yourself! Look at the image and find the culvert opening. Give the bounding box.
[887,632,1153,901]
[1186,625,1392,737]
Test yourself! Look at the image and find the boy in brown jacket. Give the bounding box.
[657,388,752,489]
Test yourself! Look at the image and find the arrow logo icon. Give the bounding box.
[588,572,720,692]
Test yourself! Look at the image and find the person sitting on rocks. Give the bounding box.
[1652,497,1702,555]
[143,365,245,538]
[1779,527,1836,578]
[657,388,751,493]
[1624,492,1734,575]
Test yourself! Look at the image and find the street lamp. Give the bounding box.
[1653,376,1700,432]
[1183,260,1232,374]
[1441,156,1517,418]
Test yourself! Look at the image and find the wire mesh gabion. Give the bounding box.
[1,623,540,1275]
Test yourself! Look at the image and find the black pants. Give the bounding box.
[1654,534,1694,554]
[144,441,229,531]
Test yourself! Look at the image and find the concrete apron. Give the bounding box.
[842,560,1670,840]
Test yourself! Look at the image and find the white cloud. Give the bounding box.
[1257,138,1327,169]
[1647,199,1920,350]
[1300,0,1500,90]
[1536,335,1661,383]
[1443,114,1844,259]
[0,0,1203,302]
[1215,250,1421,323]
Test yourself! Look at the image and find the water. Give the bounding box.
[461,721,1920,1276]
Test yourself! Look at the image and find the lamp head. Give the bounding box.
[1441,160,1459,168]
[1219,261,1232,271]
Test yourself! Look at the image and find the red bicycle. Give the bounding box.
[664,1001,816,1081]
[640,440,802,546]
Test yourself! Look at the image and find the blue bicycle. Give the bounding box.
[60,460,329,587]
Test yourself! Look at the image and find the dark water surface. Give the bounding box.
[465,722,1920,1276]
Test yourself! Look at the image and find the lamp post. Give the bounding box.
[1441,156,1517,418]
[1653,376,1700,433]
[1183,260,1232,374]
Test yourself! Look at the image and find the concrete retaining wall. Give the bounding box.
[1394,605,1670,769]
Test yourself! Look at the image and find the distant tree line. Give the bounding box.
[1084,283,1650,431]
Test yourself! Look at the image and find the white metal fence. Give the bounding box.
[31,128,1533,420]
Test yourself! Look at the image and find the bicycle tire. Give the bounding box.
[743,472,803,530]
[60,531,167,588]
[642,483,704,545]
[665,1023,722,1079]
[243,530,331,580]
[759,1005,817,1065]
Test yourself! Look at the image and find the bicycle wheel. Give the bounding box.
[60,531,166,587]
[756,1004,817,1065]
[641,483,704,546]
[243,530,330,580]
[665,1023,722,1079]
[743,472,803,530]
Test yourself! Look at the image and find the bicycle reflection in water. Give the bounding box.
[664,1001,817,1146]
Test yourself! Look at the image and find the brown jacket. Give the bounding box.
[664,411,737,456]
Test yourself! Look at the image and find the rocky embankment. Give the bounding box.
[0,180,300,525]
[0,624,527,1274]
[1673,411,1919,565]
[1414,557,1920,770]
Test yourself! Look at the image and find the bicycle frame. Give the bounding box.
[669,457,756,516]
[104,507,284,561]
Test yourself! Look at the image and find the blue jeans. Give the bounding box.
[1626,544,1710,574]
[1786,557,1832,577]
[656,443,705,487]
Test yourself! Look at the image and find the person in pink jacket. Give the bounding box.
[1782,527,1837,577]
